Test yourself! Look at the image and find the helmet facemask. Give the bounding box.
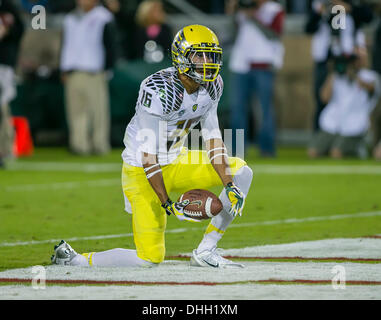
[185,46,223,83]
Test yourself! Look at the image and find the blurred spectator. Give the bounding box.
[308,48,380,159]
[211,0,226,14]
[49,0,76,13]
[228,0,285,157]
[372,2,381,159]
[305,0,373,131]
[60,0,118,155]
[374,141,381,160]
[103,0,136,60]
[0,0,24,167]
[373,3,381,76]
[134,0,172,63]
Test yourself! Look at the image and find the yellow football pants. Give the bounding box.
[122,149,247,264]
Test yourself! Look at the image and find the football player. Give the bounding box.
[52,25,253,268]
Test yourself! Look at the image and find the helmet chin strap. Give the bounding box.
[189,72,205,84]
[178,72,202,94]
[189,73,207,85]
[187,65,214,84]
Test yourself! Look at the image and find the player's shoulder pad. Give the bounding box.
[204,74,224,102]
[142,67,185,115]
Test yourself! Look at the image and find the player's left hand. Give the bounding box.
[225,182,245,217]
[162,199,201,223]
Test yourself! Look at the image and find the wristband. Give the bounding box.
[161,199,173,215]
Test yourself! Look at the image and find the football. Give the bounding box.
[178,189,223,220]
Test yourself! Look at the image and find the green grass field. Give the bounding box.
[1,146,381,272]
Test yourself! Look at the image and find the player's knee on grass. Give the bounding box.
[136,235,166,264]
[137,247,165,264]
[134,228,166,264]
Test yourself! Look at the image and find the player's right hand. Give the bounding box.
[161,199,201,223]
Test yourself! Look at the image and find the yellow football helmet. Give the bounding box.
[171,25,223,83]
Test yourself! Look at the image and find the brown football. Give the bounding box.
[178,189,223,220]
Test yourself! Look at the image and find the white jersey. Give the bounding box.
[122,67,224,167]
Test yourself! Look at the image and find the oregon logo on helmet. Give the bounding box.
[171,25,223,84]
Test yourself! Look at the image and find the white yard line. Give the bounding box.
[5,179,120,192]
[1,284,380,300]
[0,228,189,247]
[228,211,381,229]
[220,238,381,259]
[253,164,381,175]
[7,161,381,174]
[1,211,380,248]
[7,162,121,172]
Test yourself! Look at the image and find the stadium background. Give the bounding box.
[1,0,381,300]
[9,0,379,149]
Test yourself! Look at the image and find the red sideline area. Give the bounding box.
[363,235,381,239]
[1,278,381,286]
[167,255,381,262]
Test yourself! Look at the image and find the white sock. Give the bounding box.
[70,254,88,266]
[92,249,154,267]
[71,249,154,267]
[197,165,253,253]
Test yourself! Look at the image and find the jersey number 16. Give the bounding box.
[141,90,152,108]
